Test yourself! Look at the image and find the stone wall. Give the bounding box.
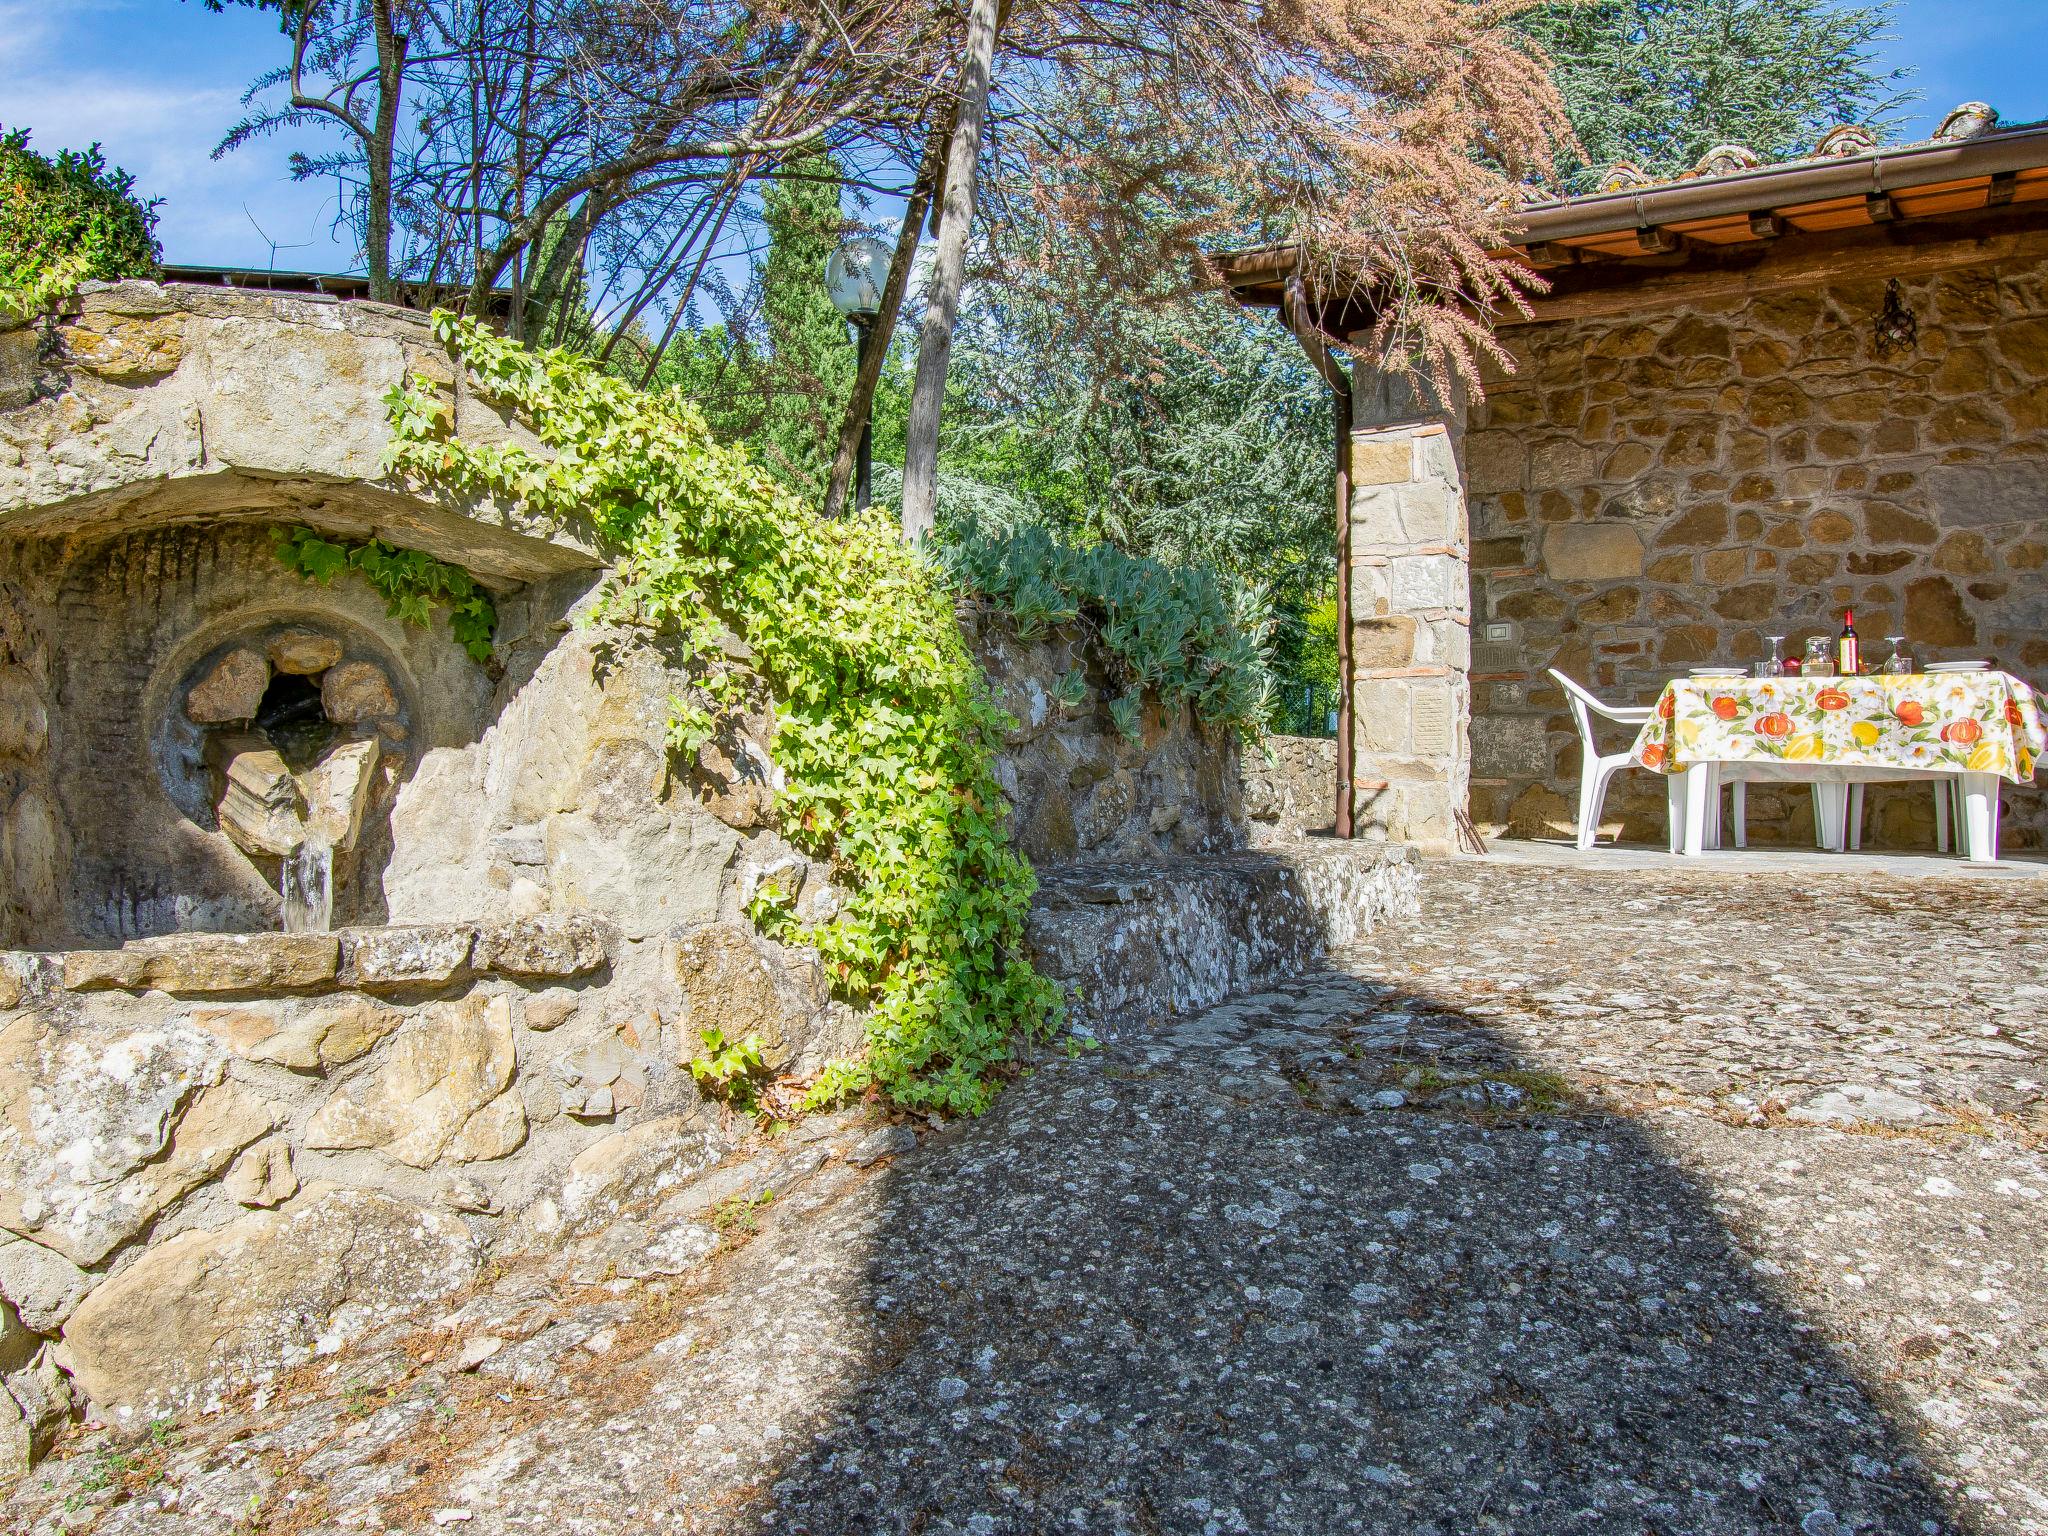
[0,912,817,1432]
[0,580,61,949]
[1464,253,2048,848]
[0,284,1417,1458]
[1242,734,1338,843]
[966,604,1245,865]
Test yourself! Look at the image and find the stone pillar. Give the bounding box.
[1347,371,1470,851]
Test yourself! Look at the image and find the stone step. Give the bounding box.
[1025,841,1420,1039]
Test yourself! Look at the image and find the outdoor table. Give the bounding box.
[1629,671,2046,861]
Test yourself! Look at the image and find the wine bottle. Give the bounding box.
[1838,609,1860,676]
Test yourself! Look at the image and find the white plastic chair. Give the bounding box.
[1549,669,1655,850]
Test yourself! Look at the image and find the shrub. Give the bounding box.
[936,520,1275,739]
[0,128,161,318]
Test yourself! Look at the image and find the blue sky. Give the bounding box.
[5,0,2047,272]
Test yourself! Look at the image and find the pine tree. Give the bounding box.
[1524,0,1910,191]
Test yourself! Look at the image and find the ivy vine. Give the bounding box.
[272,525,498,663]
[385,313,1062,1115]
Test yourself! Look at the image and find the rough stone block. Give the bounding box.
[1542,524,1644,582]
[223,1140,298,1208]
[345,924,477,988]
[62,1186,479,1425]
[1390,554,1462,612]
[321,659,398,724]
[62,314,186,381]
[1350,559,1392,618]
[673,921,834,1074]
[1397,483,1455,544]
[267,627,344,675]
[304,994,516,1167]
[1354,680,1411,755]
[1528,438,1599,491]
[1410,688,1457,760]
[473,913,613,978]
[0,1236,90,1334]
[1472,716,1552,779]
[1464,432,1524,495]
[185,648,269,724]
[62,934,341,994]
[200,318,408,482]
[1350,488,1407,547]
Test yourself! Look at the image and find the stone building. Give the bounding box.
[1227,106,2048,851]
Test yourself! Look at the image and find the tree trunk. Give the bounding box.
[365,1,407,303]
[896,0,1002,544]
[821,130,946,522]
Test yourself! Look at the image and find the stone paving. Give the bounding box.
[8,856,2048,1535]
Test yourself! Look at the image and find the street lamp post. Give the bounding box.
[824,236,891,514]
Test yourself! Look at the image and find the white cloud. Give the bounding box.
[2,4,355,269]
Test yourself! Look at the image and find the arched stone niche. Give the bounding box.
[31,519,498,942]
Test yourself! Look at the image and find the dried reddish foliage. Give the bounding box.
[977,0,1572,395]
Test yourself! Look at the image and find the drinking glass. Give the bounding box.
[1802,636,1835,677]
[1883,635,1914,674]
[1753,635,1786,679]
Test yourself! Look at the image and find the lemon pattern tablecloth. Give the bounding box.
[1629,672,2046,782]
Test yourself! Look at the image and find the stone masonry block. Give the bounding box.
[1396,483,1454,544]
[1351,438,1413,486]
[1389,554,1462,613]
[1351,559,1392,618]
[1542,524,1644,582]
[1354,680,1411,755]
[1350,488,1407,547]
[1352,617,1416,669]
[1464,432,1524,496]
[1410,687,1456,761]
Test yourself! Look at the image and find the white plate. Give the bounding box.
[1926,660,1993,672]
[1687,667,1745,678]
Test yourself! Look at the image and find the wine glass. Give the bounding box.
[1754,635,1786,679]
[1883,635,1914,674]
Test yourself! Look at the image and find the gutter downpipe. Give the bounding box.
[1281,275,1354,840]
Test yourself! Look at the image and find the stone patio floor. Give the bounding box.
[9,855,2048,1535]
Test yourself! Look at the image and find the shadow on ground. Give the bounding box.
[724,962,1964,1536]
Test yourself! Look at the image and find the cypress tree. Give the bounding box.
[756,151,853,499]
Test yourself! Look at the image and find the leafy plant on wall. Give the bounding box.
[385,313,1062,1115]
[272,526,499,664]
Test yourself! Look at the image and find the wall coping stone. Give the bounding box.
[11,913,615,1000]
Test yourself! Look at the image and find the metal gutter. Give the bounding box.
[1217,123,2048,289]
[1515,124,2048,244]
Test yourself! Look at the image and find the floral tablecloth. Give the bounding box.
[1630,672,2046,782]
